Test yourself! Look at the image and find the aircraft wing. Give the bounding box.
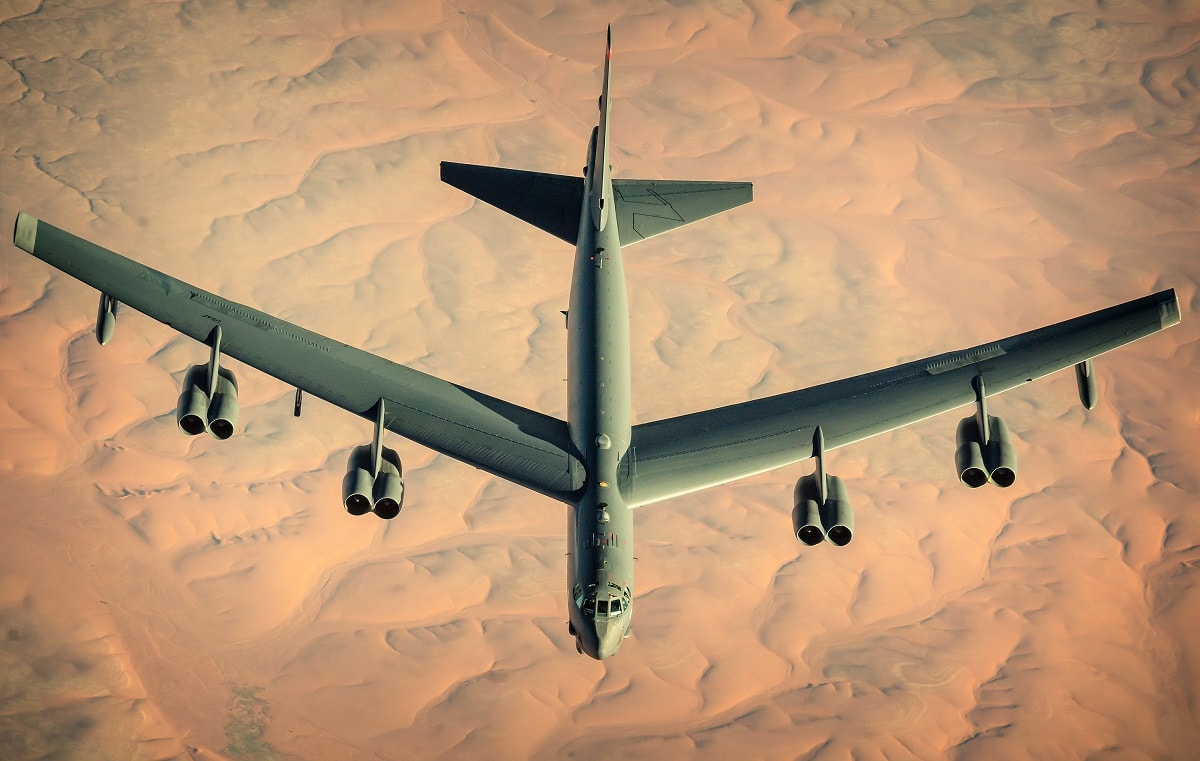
[13,213,584,502]
[625,290,1180,507]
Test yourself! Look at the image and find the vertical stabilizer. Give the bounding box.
[591,26,614,231]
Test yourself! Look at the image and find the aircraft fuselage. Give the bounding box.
[565,46,635,659]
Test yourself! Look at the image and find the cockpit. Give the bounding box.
[574,582,630,618]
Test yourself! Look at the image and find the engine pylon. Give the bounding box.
[955,374,1018,488]
[342,399,405,519]
[792,427,854,546]
[175,325,239,439]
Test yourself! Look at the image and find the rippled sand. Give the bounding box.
[1,1,1197,758]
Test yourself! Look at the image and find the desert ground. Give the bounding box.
[1,1,1198,759]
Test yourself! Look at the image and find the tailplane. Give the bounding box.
[440,26,752,247]
[612,179,751,246]
[440,162,583,244]
[439,164,751,247]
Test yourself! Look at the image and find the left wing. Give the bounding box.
[13,213,584,502]
[625,290,1180,507]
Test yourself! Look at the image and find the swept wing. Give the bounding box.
[625,290,1180,507]
[14,213,584,501]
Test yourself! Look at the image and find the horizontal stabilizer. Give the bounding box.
[441,162,583,244]
[614,179,752,246]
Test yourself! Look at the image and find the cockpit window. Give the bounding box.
[577,583,631,617]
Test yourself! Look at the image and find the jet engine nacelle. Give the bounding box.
[342,444,405,519]
[792,476,823,546]
[792,473,854,546]
[955,415,1017,488]
[176,364,240,439]
[342,448,374,516]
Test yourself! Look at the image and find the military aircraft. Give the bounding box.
[12,28,1180,659]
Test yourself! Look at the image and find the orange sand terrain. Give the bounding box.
[1,1,1197,759]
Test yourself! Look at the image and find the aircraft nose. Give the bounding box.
[578,614,628,652]
[581,619,625,660]
[596,628,623,659]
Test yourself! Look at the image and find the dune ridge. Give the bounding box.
[1,1,1197,759]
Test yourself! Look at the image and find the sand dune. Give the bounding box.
[1,1,1197,759]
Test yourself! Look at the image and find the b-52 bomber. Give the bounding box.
[12,28,1180,658]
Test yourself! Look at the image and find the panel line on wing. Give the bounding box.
[925,344,1006,375]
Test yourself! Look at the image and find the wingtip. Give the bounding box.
[1158,288,1182,328]
[14,212,37,253]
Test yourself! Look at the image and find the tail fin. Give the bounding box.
[592,25,613,208]
[441,27,753,248]
[594,26,752,246]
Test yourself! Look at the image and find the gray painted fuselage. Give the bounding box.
[566,45,635,659]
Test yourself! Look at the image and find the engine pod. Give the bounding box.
[955,416,988,488]
[372,447,405,519]
[792,474,824,546]
[342,445,375,516]
[206,368,239,440]
[820,475,853,546]
[984,416,1017,487]
[176,365,211,436]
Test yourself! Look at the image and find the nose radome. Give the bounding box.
[595,621,625,659]
[578,619,626,660]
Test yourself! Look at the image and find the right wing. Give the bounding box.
[626,290,1180,507]
[14,213,584,502]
